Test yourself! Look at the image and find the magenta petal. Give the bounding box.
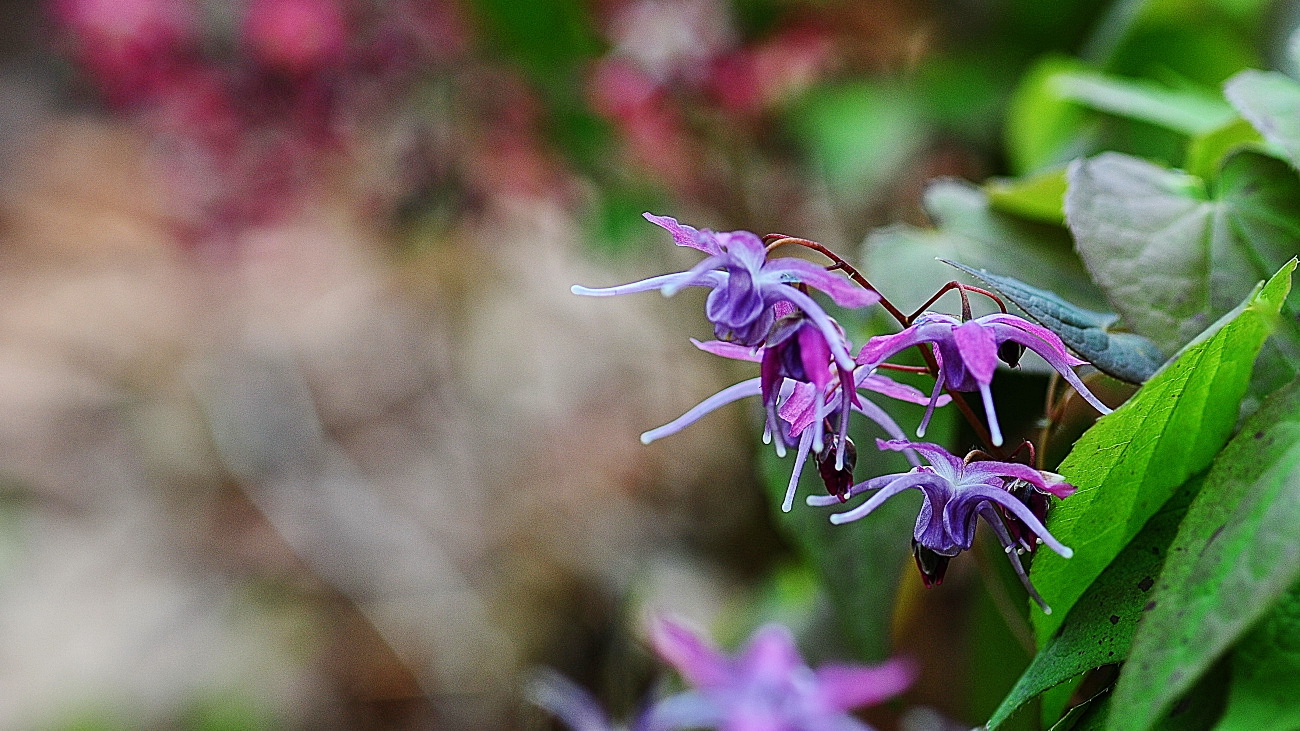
[643,212,720,254]
[952,320,999,384]
[983,313,1087,366]
[738,624,803,684]
[813,657,917,711]
[770,257,881,309]
[650,617,731,690]
[778,382,819,435]
[798,323,834,392]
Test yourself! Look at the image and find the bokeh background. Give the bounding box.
[0,0,1291,728]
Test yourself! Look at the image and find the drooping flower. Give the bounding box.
[808,439,1075,613]
[648,617,917,731]
[527,667,718,731]
[572,213,879,368]
[856,312,1112,446]
[640,339,945,512]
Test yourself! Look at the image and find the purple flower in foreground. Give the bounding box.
[573,213,878,369]
[856,312,1112,446]
[808,440,1075,613]
[640,339,946,512]
[650,617,917,731]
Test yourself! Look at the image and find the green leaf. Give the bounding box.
[1065,151,1300,362]
[986,476,1202,729]
[1224,70,1300,170]
[1109,372,1300,731]
[1217,582,1300,731]
[1029,260,1295,645]
[986,168,1069,225]
[1006,56,1098,174]
[790,82,927,203]
[1053,71,1235,135]
[1184,117,1265,181]
[863,180,1108,315]
[942,261,1165,383]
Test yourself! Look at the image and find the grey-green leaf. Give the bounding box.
[1217,582,1300,731]
[1108,374,1300,731]
[941,261,1164,383]
[1224,70,1300,170]
[1065,150,1300,382]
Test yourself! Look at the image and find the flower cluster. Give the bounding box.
[575,213,1114,607]
[529,618,916,731]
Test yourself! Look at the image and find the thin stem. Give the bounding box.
[1036,372,1061,470]
[972,523,1038,655]
[914,344,1004,458]
[904,281,1008,323]
[763,234,909,325]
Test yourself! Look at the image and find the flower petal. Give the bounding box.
[775,285,855,370]
[526,668,613,731]
[782,430,815,513]
[952,319,998,385]
[738,624,804,684]
[813,657,918,712]
[856,372,950,407]
[643,212,720,254]
[827,472,938,525]
[874,439,965,475]
[691,338,762,362]
[649,617,731,689]
[640,379,761,444]
[766,257,881,309]
[572,270,722,298]
[975,488,1074,558]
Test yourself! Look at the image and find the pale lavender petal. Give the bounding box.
[766,257,881,309]
[855,327,930,367]
[813,657,917,711]
[641,379,761,444]
[857,372,950,407]
[875,439,964,474]
[527,669,614,731]
[692,338,762,362]
[713,229,768,267]
[639,691,723,731]
[975,488,1074,558]
[828,472,937,525]
[978,504,1052,614]
[782,430,814,513]
[798,322,834,393]
[643,212,720,254]
[649,617,731,689]
[806,471,908,506]
[979,382,1004,447]
[775,285,855,371]
[662,254,732,297]
[573,270,720,297]
[916,369,946,439]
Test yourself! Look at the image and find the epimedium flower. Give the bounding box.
[807,439,1075,613]
[640,338,946,512]
[649,617,917,731]
[572,213,879,369]
[856,312,1113,447]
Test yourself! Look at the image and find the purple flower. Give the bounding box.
[649,617,917,731]
[808,440,1075,613]
[640,339,945,512]
[527,668,719,731]
[573,213,878,369]
[856,312,1112,446]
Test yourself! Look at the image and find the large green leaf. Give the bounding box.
[1224,70,1300,170]
[1065,151,1300,366]
[863,180,1107,315]
[987,476,1201,729]
[1029,260,1294,644]
[1217,582,1300,731]
[1108,373,1300,731]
